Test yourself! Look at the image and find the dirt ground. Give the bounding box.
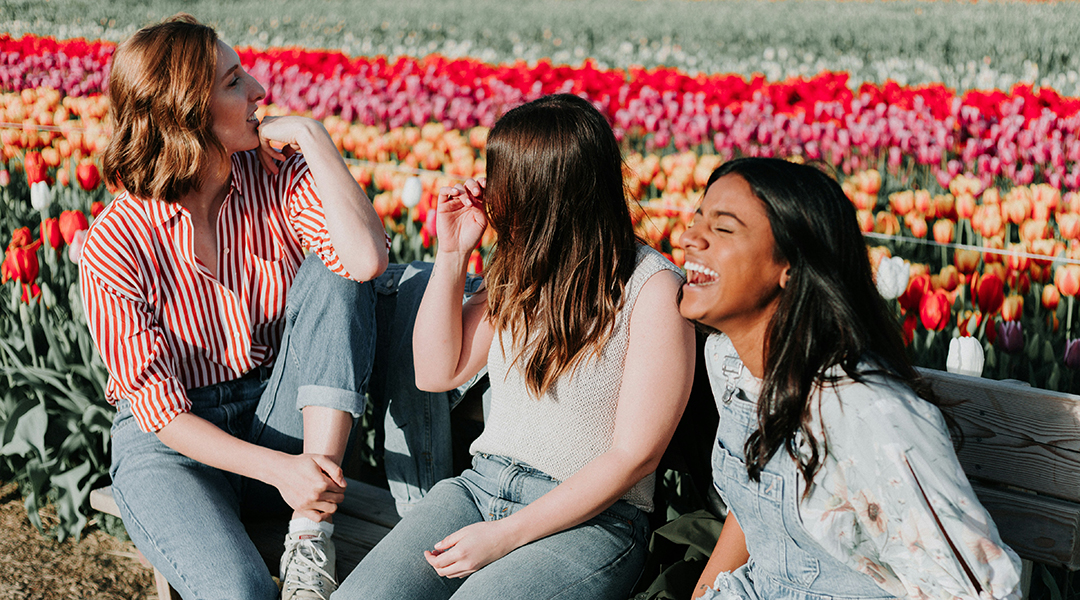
[0,482,156,600]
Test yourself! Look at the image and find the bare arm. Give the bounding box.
[257,116,388,281]
[413,179,495,391]
[692,511,749,599]
[424,269,696,577]
[156,413,346,522]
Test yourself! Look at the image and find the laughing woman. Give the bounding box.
[679,158,1022,600]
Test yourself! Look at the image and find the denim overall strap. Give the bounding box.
[711,350,896,600]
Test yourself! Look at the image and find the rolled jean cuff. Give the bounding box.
[295,384,366,419]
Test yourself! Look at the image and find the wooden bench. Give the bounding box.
[90,367,1080,599]
[922,369,1080,571]
[90,477,401,600]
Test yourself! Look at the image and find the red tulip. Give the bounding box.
[24,151,48,185]
[76,160,101,191]
[40,217,63,250]
[919,289,952,331]
[58,210,90,245]
[972,272,1005,315]
[2,242,42,285]
[91,201,106,218]
[898,273,932,313]
[8,227,33,250]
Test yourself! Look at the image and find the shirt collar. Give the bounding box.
[142,158,245,229]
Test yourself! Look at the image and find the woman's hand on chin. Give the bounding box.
[255,115,317,174]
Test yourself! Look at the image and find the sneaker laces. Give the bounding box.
[282,536,335,600]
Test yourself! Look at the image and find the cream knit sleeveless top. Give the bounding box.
[470,244,682,511]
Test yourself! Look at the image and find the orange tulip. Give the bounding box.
[889,190,914,216]
[856,210,874,233]
[954,249,981,275]
[933,265,961,292]
[955,193,976,220]
[1002,295,1024,322]
[935,193,956,219]
[914,190,935,218]
[1019,219,1050,243]
[1043,284,1062,310]
[906,214,928,238]
[977,208,1004,238]
[875,212,900,236]
[919,289,952,331]
[1055,264,1080,297]
[1005,244,1030,272]
[932,219,954,245]
[1059,213,1080,240]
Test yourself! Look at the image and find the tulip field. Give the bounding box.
[5,2,1080,557]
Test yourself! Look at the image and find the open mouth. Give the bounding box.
[247,110,259,125]
[683,261,719,286]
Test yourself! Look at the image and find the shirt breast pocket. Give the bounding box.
[247,255,294,320]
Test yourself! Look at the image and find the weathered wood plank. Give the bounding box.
[973,483,1080,570]
[337,479,401,530]
[955,430,1080,504]
[920,368,1080,452]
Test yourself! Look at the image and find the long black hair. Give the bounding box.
[706,158,943,491]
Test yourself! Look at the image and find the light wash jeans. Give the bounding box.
[109,256,471,600]
[332,453,650,600]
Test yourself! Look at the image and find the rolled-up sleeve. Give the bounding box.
[80,248,190,433]
[279,154,390,282]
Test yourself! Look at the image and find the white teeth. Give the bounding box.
[683,261,719,278]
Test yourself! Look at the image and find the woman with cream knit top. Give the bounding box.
[333,94,696,600]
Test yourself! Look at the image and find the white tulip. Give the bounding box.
[30,181,51,211]
[946,336,984,377]
[402,176,423,208]
[875,256,910,300]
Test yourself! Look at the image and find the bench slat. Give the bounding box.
[955,430,1080,504]
[974,483,1080,570]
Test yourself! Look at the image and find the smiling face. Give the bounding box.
[679,174,789,337]
[209,40,265,156]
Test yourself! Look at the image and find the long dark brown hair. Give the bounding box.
[705,158,946,491]
[484,94,639,398]
[102,14,225,202]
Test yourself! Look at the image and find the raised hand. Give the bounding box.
[435,178,487,257]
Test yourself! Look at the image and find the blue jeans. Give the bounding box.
[333,453,650,600]
[109,256,467,600]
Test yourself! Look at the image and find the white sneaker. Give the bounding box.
[280,530,337,600]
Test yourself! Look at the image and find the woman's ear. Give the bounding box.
[779,266,791,289]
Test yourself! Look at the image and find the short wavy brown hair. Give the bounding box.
[102,14,225,202]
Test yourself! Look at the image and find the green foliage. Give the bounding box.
[4,0,1080,94]
[0,167,112,542]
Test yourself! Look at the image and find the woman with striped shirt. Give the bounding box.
[80,14,391,600]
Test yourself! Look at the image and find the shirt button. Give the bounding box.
[224,248,230,254]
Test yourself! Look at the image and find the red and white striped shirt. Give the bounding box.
[80,150,388,433]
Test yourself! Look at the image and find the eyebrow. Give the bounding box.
[220,63,240,83]
[694,208,746,227]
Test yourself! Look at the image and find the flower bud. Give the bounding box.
[402,176,423,209]
[946,336,984,377]
[30,181,51,211]
[875,256,909,300]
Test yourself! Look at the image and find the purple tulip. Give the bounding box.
[996,321,1024,355]
[1065,339,1080,370]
